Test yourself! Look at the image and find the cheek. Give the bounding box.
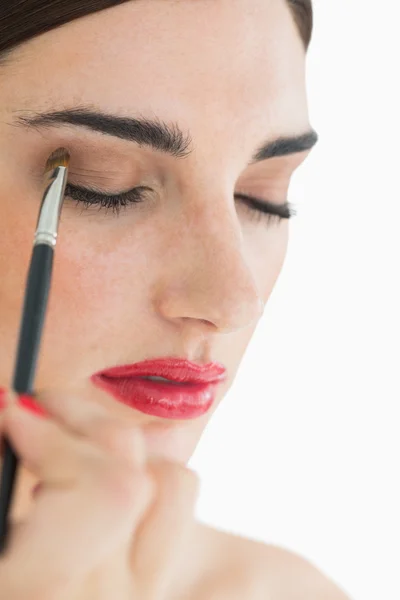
[0,172,152,385]
[247,221,290,299]
[35,225,149,380]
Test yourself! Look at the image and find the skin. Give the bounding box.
[0,0,350,597]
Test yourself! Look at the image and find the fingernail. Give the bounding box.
[18,395,49,418]
[0,388,8,410]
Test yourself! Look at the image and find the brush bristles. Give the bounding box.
[45,147,70,173]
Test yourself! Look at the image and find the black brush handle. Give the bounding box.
[0,243,54,553]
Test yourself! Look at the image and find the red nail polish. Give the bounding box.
[0,388,7,410]
[18,395,49,418]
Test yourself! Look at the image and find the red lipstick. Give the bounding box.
[91,358,227,419]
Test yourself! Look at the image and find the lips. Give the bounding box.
[91,358,227,420]
[92,357,226,383]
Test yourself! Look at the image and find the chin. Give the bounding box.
[142,421,202,464]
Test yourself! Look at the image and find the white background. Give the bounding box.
[189,2,400,599]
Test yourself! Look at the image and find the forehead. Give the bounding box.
[3,0,309,154]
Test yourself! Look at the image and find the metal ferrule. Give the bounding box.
[34,165,68,247]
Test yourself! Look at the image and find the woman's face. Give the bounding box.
[0,0,313,464]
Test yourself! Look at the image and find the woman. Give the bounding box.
[0,1,351,598]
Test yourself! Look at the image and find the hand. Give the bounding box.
[0,390,199,599]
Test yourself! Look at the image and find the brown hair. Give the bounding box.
[0,0,313,64]
[288,0,313,49]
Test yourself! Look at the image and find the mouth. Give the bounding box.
[91,357,227,420]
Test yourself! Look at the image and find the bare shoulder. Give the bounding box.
[249,538,352,600]
[190,523,352,600]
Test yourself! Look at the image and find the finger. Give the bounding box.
[3,401,148,488]
[131,458,200,597]
[33,387,110,435]
[1,403,155,589]
[3,401,101,483]
[28,390,147,467]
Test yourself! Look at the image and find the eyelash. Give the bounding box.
[64,183,297,225]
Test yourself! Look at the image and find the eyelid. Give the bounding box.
[66,183,289,210]
[67,183,285,211]
[64,181,296,223]
[235,192,293,217]
[66,182,152,196]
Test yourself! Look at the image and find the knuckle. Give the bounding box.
[179,466,200,500]
[174,463,200,495]
[154,460,200,502]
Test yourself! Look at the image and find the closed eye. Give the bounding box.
[64,183,152,214]
[64,183,297,225]
[235,193,297,225]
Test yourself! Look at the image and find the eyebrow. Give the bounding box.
[13,106,318,165]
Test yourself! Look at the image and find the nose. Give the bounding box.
[155,200,265,334]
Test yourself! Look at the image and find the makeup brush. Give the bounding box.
[0,147,70,553]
